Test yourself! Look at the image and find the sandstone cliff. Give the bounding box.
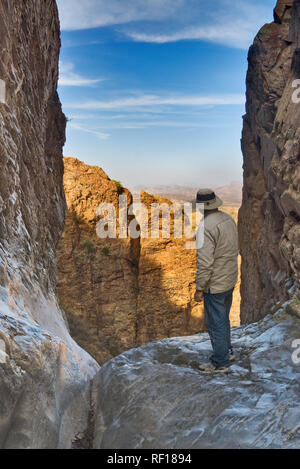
[56,157,140,365]
[239,0,300,323]
[57,160,240,365]
[0,1,98,449]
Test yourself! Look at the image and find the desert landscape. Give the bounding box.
[131,181,242,207]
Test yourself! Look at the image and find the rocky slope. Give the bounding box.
[239,0,300,323]
[57,159,240,364]
[0,1,98,449]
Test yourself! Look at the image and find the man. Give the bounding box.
[194,189,239,374]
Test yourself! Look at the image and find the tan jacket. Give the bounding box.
[196,210,239,294]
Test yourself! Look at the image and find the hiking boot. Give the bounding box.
[198,363,229,374]
[209,353,235,363]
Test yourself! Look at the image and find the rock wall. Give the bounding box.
[57,158,240,364]
[0,1,98,449]
[239,0,300,323]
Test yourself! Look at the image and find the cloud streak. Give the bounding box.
[59,62,104,87]
[68,122,110,139]
[66,93,245,111]
[126,22,255,49]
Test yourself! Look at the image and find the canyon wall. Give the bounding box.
[239,0,300,323]
[0,1,98,448]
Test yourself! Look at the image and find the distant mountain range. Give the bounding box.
[131,181,242,207]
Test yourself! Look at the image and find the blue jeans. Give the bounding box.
[204,289,234,368]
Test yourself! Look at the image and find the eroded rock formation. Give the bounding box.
[57,159,240,364]
[239,0,300,323]
[0,1,98,449]
[56,157,140,365]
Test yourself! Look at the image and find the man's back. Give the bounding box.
[194,189,239,372]
[196,210,239,294]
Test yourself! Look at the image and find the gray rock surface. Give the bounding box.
[94,307,300,449]
[0,0,99,448]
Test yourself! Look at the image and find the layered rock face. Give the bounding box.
[57,159,240,365]
[0,1,98,449]
[239,0,300,323]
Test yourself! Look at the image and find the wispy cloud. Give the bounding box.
[59,62,104,87]
[124,0,275,49]
[68,118,223,135]
[91,121,220,129]
[68,122,110,139]
[126,22,255,49]
[66,93,245,111]
[57,0,183,31]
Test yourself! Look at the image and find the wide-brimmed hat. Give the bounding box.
[196,188,223,210]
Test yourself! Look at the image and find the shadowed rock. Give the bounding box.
[239,0,300,323]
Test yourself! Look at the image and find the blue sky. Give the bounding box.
[57,0,276,188]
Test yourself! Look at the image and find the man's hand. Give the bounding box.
[194,291,204,303]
